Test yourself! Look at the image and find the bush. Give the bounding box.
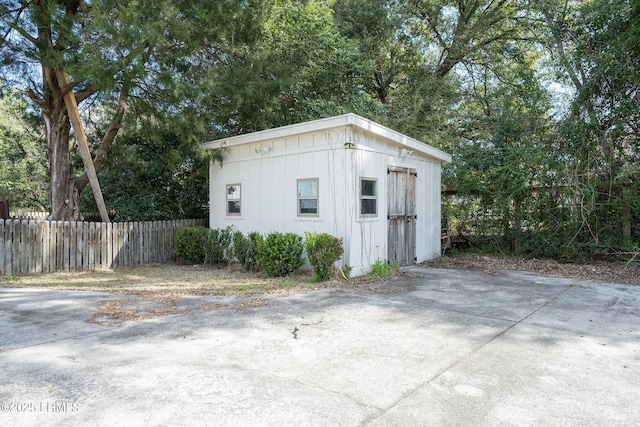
[176,226,209,264]
[233,231,262,271]
[256,232,305,277]
[305,232,344,281]
[204,226,234,267]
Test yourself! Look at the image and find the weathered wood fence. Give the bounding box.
[0,219,205,275]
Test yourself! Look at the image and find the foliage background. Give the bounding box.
[0,0,637,259]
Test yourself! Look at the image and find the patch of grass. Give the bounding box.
[277,278,296,288]
[0,263,364,296]
[0,261,410,297]
[370,259,400,279]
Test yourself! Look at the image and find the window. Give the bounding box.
[297,179,318,216]
[226,184,241,215]
[360,178,377,216]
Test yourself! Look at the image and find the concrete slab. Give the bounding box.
[0,268,638,426]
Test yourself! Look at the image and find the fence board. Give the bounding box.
[124,222,129,266]
[129,222,136,266]
[12,220,22,274]
[135,221,140,265]
[69,221,76,271]
[146,221,152,263]
[56,221,64,272]
[83,222,90,270]
[28,220,35,273]
[115,222,121,267]
[63,221,70,272]
[35,221,43,273]
[42,221,49,273]
[89,222,96,270]
[99,222,105,268]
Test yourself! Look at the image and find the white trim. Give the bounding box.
[203,113,451,164]
[297,178,319,217]
[359,177,378,217]
[225,183,242,216]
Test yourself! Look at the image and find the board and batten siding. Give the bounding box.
[209,125,444,276]
[213,132,346,237]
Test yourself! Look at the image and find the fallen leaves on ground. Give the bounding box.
[422,253,640,284]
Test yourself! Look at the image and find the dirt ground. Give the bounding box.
[421,253,640,285]
[2,254,637,323]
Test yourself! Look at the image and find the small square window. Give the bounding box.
[298,179,318,216]
[360,178,377,216]
[226,184,241,216]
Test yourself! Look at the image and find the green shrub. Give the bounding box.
[256,232,305,277]
[176,226,209,264]
[305,232,344,281]
[204,226,234,267]
[370,259,399,278]
[233,231,262,271]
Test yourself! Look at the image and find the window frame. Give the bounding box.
[225,183,242,216]
[297,178,319,217]
[359,177,378,217]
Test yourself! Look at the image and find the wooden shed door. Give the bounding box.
[387,166,417,265]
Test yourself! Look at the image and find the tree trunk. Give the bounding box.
[45,103,80,221]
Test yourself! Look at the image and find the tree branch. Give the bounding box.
[539,4,583,92]
[5,19,37,45]
[24,87,44,108]
[74,83,129,192]
[75,85,98,104]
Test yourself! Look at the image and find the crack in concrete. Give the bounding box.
[361,280,580,426]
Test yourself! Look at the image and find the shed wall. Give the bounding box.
[209,126,442,276]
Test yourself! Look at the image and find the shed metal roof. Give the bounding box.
[202,113,451,164]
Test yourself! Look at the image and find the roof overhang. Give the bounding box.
[202,113,452,164]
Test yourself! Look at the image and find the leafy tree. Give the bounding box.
[0,83,48,210]
[79,125,209,222]
[537,0,640,249]
[210,0,382,135]
[445,54,556,254]
[0,0,262,220]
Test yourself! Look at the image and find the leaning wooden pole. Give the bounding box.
[56,70,110,223]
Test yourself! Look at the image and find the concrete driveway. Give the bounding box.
[1,267,638,426]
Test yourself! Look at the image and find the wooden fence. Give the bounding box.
[0,219,205,275]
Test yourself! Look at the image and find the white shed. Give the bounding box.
[202,113,451,277]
